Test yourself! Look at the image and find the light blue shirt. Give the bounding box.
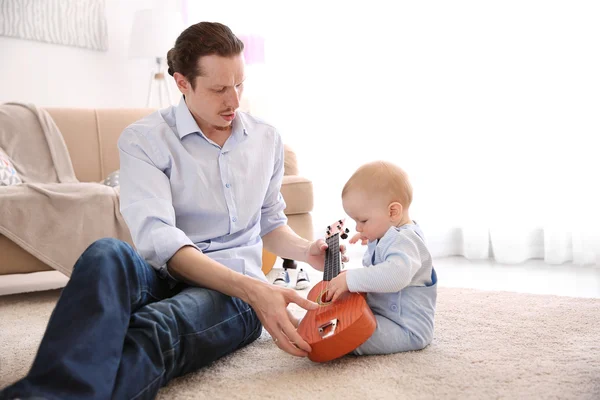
[346,224,434,294]
[118,97,287,283]
[348,223,438,355]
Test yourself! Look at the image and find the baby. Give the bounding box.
[326,160,437,355]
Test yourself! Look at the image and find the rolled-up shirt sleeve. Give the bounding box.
[260,131,288,237]
[118,128,198,272]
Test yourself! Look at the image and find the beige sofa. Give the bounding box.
[0,108,314,278]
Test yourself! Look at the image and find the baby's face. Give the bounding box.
[342,190,393,242]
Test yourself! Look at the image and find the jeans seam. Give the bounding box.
[133,289,162,306]
[127,307,258,399]
[165,306,255,353]
[248,317,263,338]
[129,370,164,400]
[141,289,162,302]
[183,306,254,338]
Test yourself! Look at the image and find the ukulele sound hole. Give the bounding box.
[318,319,338,338]
[317,289,332,306]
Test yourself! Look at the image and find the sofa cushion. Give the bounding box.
[281,175,313,215]
[0,148,22,186]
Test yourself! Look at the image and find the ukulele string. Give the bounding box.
[318,232,341,318]
[316,233,335,317]
[329,232,341,317]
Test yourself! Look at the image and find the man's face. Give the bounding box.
[176,53,245,132]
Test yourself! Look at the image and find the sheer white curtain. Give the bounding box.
[186,0,600,265]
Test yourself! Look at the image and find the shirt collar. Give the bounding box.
[175,96,249,140]
[231,111,249,140]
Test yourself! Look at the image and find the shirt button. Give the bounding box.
[390,304,398,312]
[225,183,231,188]
[232,217,237,222]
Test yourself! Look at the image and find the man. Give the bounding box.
[1,22,345,400]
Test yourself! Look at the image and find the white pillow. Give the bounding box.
[102,170,120,187]
[0,148,22,186]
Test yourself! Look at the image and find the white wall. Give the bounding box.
[3,0,599,243]
[188,1,600,237]
[0,0,179,108]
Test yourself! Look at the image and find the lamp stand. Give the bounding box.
[146,57,172,108]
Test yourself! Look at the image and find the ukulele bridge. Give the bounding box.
[318,318,338,338]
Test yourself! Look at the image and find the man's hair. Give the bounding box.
[166,22,244,89]
[342,161,413,209]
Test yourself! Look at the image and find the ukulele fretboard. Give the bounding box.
[323,233,341,282]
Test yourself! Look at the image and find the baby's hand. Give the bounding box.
[326,272,349,303]
[349,233,368,246]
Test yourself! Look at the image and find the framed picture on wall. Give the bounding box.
[0,0,108,51]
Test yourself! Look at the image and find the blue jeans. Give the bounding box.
[0,238,263,400]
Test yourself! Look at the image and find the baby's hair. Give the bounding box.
[342,161,413,208]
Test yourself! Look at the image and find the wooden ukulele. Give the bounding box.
[297,219,376,362]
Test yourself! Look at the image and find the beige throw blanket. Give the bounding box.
[0,103,132,276]
[0,103,77,184]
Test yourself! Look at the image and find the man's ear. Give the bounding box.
[173,72,190,93]
[389,202,404,222]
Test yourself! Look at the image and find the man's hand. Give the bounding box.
[349,233,369,246]
[246,282,318,357]
[325,272,349,302]
[305,239,349,271]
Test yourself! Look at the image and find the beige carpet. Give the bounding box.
[1,287,599,400]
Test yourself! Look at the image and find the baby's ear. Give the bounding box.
[389,202,403,220]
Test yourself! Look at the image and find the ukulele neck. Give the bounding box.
[323,233,341,281]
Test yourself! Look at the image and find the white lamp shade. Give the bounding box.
[129,8,183,59]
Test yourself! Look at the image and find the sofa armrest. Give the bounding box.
[283,144,298,176]
[281,175,313,215]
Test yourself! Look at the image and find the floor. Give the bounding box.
[269,246,600,299]
[431,256,600,299]
[2,250,600,298]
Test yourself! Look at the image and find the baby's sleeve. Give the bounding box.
[346,232,422,293]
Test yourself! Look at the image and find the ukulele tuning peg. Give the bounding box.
[340,233,348,240]
[337,225,342,230]
[345,228,350,233]
[339,219,343,224]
